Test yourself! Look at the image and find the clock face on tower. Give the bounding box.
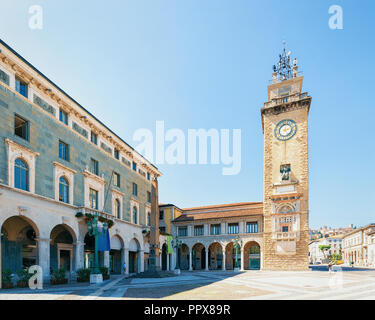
[274,119,297,141]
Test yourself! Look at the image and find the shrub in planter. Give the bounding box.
[77,268,91,282]
[100,267,110,280]
[51,268,68,285]
[2,269,14,289]
[16,269,31,288]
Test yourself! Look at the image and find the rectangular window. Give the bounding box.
[14,114,29,141]
[228,223,239,234]
[90,158,99,175]
[0,69,10,86]
[246,222,258,234]
[147,172,150,180]
[147,191,151,203]
[159,210,164,220]
[59,109,68,125]
[178,227,187,237]
[210,224,221,235]
[91,131,98,145]
[15,77,28,98]
[194,225,204,236]
[113,172,120,187]
[132,162,137,172]
[132,182,138,196]
[58,140,70,161]
[89,188,98,210]
[114,149,120,160]
[159,227,166,233]
[282,226,289,233]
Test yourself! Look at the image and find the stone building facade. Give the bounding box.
[0,40,162,283]
[170,203,263,271]
[342,224,375,267]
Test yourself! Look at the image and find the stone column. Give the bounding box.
[103,251,110,271]
[139,250,144,272]
[167,252,170,271]
[159,252,162,268]
[205,247,209,271]
[74,241,85,271]
[121,248,126,274]
[204,224,209,236]
[37,237,51,283]
[189,247,193,271]
[222,245,226,271]
[240,248,244,271]
[124,248,129,275]
[260,249,264,270]
[221,223,226,235]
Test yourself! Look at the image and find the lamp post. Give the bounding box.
[87,212,108,283]
[172,236,183,274]
[233,235,243,271]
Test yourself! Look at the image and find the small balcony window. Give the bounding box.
[14,114,29,141]
[59,140,69,161]
[91,132,98,145]
[15,77,28,98]
[228,223,239,234]
[178,227,187,237]
[90,158,99,175]
[132,182,138,196]
[194,225,204,236]
[59,110,68,125]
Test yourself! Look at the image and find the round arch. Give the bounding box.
[50,224,77,274]
[161,242,168,271]
[179,243,190,270]
[128,238,141,274]
[243,241,261,270]
[208,242,223,270]
[192,243,206,270]
[1,215,40,273]
[110,234,124,274]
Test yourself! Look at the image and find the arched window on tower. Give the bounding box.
[14,158,29,191]
[59,176,69,203]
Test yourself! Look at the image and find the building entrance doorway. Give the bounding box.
[129,251,138,273]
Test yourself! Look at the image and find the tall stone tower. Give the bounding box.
[261,46,311,270]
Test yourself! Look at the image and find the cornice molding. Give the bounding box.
[52,161,77,174]
[5,138,40,157]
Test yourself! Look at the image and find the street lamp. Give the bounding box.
[172,236,183,274]
[87,212,108,282]
[233,235,243,271]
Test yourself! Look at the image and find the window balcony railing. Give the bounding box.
[264,92,310,109]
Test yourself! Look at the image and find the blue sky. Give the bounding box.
[1,0,374,229]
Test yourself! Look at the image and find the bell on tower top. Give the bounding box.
[272,41,299,83]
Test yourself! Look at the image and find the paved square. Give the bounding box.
[1,269,375,300]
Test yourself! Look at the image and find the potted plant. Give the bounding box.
[76,268,91,282]
[50,268,68,285]
[16,269,31,288]
[1,269,13,289]
[75,212,84,222]
[100,267,110,280]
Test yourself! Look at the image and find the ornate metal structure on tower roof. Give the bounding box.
[273,42,298,82]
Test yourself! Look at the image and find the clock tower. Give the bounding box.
[261,46,311,270]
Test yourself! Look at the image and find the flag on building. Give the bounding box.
[98,222,111,251]
[168,235,173,254]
